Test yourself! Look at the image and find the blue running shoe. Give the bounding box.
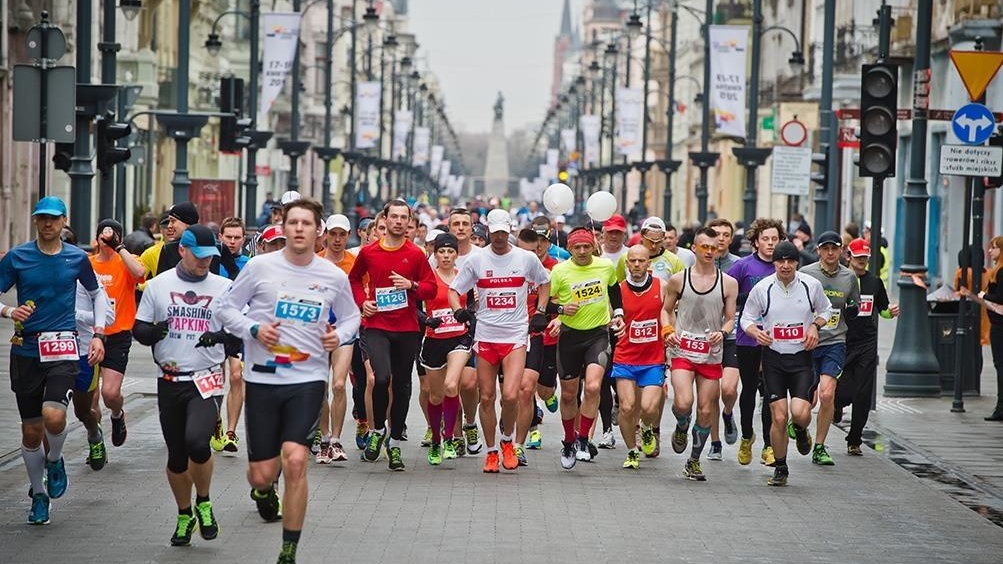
[28,492,50,525]
[46,457,67,499]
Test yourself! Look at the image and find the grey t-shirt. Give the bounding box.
[798,261,860,345]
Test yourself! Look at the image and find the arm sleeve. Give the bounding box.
[348,248,368,308]
[215,262,259,340]
[875,277,891,314]
[132,320,163,346]
[77,260,109,331]
[608,281,623,312]
[330,277,361,346]
[75,284,95,328]
[740,285,765,332]
[845,273,862,320]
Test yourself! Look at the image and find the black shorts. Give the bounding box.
[722,339,738,369]
[557,326,610,381]
[244,380,325,462]
[526,335,558,388]
[9,354,76,422]
[99,331,133,373]
[761,348,814,404]
[419,334,472,370]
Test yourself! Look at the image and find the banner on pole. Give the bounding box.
[430,145,444,178]
[439,160,451,187]
[412,127,430,166]
[616,87,643,156]
[709,25,749,139]
[354,81,381,149]
[560,128,577,153]
[392,110,413,160]
[259,13,302,124]
[580,114,600,165]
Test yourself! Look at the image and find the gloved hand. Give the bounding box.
[529,312,548,333]
[101,230,122,250]
[453,308,475,324]
[195,330,227,348]
[844,300,859,320]
[425,317,443,329]
[153,322,169,343]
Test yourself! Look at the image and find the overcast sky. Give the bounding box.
[409,0,584,134]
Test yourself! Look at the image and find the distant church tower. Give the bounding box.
[550,0,578,104]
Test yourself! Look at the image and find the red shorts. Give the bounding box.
[670,357,723,380]
[475,342,526,366]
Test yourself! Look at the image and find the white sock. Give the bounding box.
[387,438,398,448]
[487,446,499,453]
[322,434,332,443]
[500,433,513,443]
[111,410,123,419]
[21,445,46,494]
[45,428,67,462]
[332,436,341,444]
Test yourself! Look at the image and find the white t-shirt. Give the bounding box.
[216,251,361,385]
[135,269,232,373]
[602,245,627,266]
[451,246,550,345]
[428,242,483,270]
[739,272,832,355]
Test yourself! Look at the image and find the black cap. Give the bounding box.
[96,218,123,238]
[168,202,199,226]
[159,211,171,227]
[795,222,812,237]
[471,224,488,240]
[434,232,459,251]
[817,230,842,247]
[773,240,800,262]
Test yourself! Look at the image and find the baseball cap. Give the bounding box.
[425,229,444,244]
[487,216,511,233]
[555,215,566,224]
[641,216,666,232]
[603,214,627,232]
[434,232,459,251]
[159,211,171,227]
[260,224,286,243]
[773,240,800,262]
[471,224,488,240]
[357,217,374,232]
[280,190,302,204]
[179,224,221,259]
[167,202,199,226]
[817,230,842,247]
[325,214,351,232]
[32,196,67,217]
[848,238,871,257]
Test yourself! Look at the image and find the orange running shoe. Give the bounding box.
[500,440,518,470]
[483,451,500,473]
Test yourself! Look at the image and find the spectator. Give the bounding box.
[255,191,276,226]
[792,222,818,266]
[124,212,157,255]
[549,215,568,249]
[863,221,890,285]
[844,221,860,240]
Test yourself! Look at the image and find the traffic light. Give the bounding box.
[219,76,246,153]
[52,142,74,172]
[95,111,131,173]
[858,63,898,178]
[986,131,1003,188]
[811,143,829,189]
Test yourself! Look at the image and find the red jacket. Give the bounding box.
[349,238,436,332]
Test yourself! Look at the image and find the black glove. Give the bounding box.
[154,322,168,342]
[529,312,548,333]
[196,330,228,348]
[453,308,475,323]
[425,317,443,329]
[101,231,122,250]
[844,300,859,320]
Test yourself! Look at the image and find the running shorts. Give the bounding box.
[527,334,559,389]
[244,380,325,462]
[812,342,846,380]
[99,331,132,373]
[419,334,473,370]
[611,363,665,387]
[9,354,76,422]
[670,357,724,380]
[474,341,526,366]
[722,339,738,369]
[762,348,814,403]
[557,326,610,381]
[75,355,99,393]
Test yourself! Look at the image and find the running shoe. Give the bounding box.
[650,430,662,458]
[428,442,442,466]
[575,437,592,462]
[46,457,67,499]
[598,430,616,449]
[331,442,348,462]
[451,437,466,457]
[483,451,500,473]
[812,443,835,465]
[526,428,542,449]
[640,426,657,457]
[463,424,483,455]
[588,441,599,460]
[277,542,297,564]
[86,438,107,471]
[310,430,322,455]
[27,492,49,525]
[793,426,813,456]
[707,443,723,461]
[622,450,640,470]
[532,404,544,427]
[316,442,333,464]
[222,431,239,453]
[355,420,369,450]
[761,446,776,466]
[363,430,385,462]
[737,434,755,466]
[545,392,559,413]
[500,440,518,470]
[847,444,863,456]
[515,445,528,466]
[250,485,282,522]
[786,420,796,439]
[560,440,577,470]
[723,415,738,445]
[421,427,433,447]
[195,499,219,540]
[111,412,127,447]
[683,458,706,481]
[210,419,225,452]
[170,511,197,546]
[387,445,405,471]
[443,440,458,460]
[768,465,789,487]
[671,428,688,454]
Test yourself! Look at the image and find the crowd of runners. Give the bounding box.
[0,192,898,562]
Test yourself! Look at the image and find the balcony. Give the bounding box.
[715,0,752,25]
[955,0,1000,22]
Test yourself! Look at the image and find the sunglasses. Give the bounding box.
[694,243,717,252]
[641,235,664,244]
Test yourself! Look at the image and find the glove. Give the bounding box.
[844,300,859,320]
[153,322,169,344]
[453,308,475,323]
[101,231,122,250]
[195,330,227,348]
[529,312,548,333]
[425,317,443,329]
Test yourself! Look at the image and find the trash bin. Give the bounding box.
[927,287,982,396]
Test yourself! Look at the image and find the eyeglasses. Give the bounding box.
[694,243,717,252]
[641,236,664,245]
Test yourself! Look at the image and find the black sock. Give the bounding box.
[179,506,192,516]
[775,457,788,467]
[711,440,722,449]
[283,529,302,543]
[195,494,210,504]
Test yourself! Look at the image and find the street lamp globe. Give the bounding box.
[789,51,806,71]
[120,0,142,21]
[625,12,643,40]
[603,42,618,65]
[205,33,222,57]
[363,5,380,31]
[383,34,398,49]
[588,59,601,76]
[400,56,412,72]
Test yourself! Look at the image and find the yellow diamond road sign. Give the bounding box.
[950,50,1003,101]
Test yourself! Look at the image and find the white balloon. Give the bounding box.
[543,183,574,215]
[586,191,618,222]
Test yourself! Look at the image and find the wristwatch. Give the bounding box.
[250,324,260,339]
[557,305,565,315]
[93,333,107,343]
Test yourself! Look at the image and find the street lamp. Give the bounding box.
[204,33,222,57]
[120,0,142,21]
[625,11,643,40]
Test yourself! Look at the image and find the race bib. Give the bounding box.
[38,331,79,362]
[772,322,805,343]
[570,279,604,305]
[628,318,658,344]
[193,369,225,399]
[678,330,711,362]
[825,310,841,329]
[859,295,874,317]
[374,287,407,312]
[274,291,324,327]
[486,290,517,311]
[431,307,463,334]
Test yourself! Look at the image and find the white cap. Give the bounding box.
[325,213,351,232]
[641,216,666,231]
[280,190,302,204]
[555,215,566,224]
[425,230,443,243]
[487,217,512,233]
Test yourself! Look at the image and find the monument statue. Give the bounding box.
[494,92,504,121]
[484,91,510,198]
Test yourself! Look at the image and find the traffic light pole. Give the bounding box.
[69,0,95,238]
[815,0,836,233]
[244,1,261,224]
[98,0,119,222]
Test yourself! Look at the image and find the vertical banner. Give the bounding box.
[412,126,430,166]
[560,128,577,153]
[453,175,465,199]
[546,148,559,179]
[430,145,444,178]
[580,114,601,165]
[438,160,451,187]
[354,81,382,149]
[539,164,551,182]
[709,25,749,138]
[616,87,643,156]
[392,109,413,160]
[259,13,302,124]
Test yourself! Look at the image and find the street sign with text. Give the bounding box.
[771,146,812,196]
[939,144,1003,177]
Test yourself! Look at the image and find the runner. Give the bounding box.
[89,219,146,451]
[259,224,287,253]
[449,211,551,472]
[706,218,742,460]
[0,197,107,524]
[663,228,738,481]
[71,281,114,471]
[348,199,436,471]
[740,240,831,486]
[217,198,360,563]
[798,231,860,466]
[728,217,784,466]
[601,214,629,265]
[549,227,623,469]
[612,245,670,469]
[133,224,233,546]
